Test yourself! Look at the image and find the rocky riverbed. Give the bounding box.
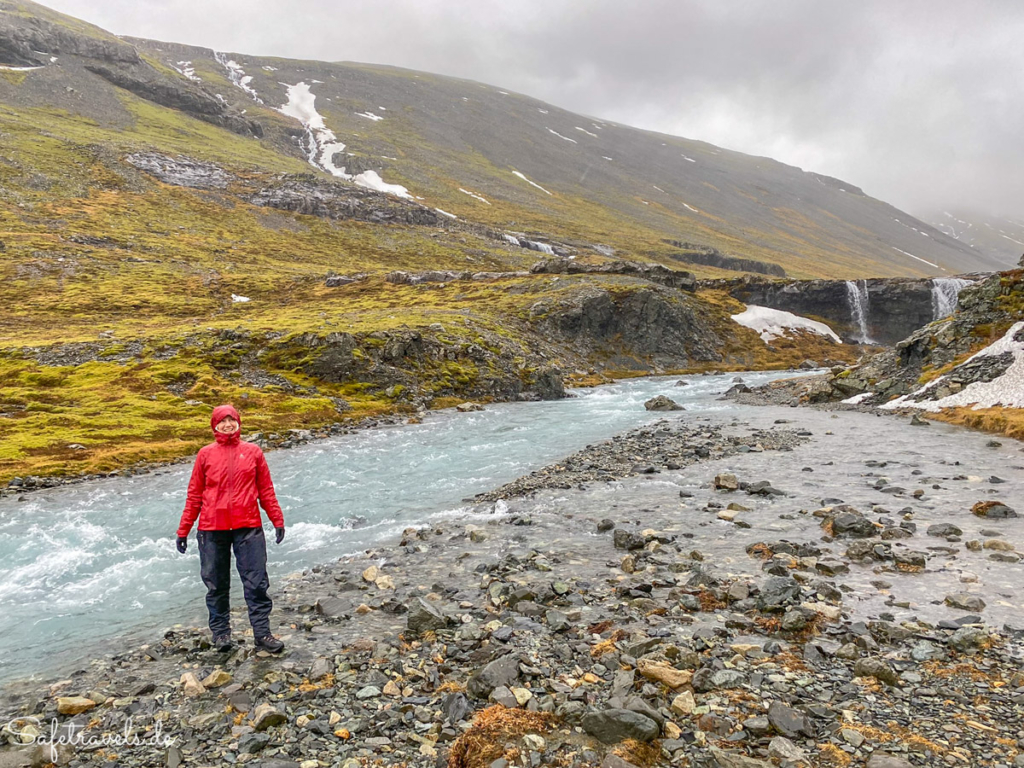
[1,408,1022,768]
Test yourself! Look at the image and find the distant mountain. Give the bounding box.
[926,211,1024,268]
[0,0,1008,280]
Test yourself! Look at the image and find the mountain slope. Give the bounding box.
[0,0,1006,281]
[927,210,1024,268]
[0,0,993,485]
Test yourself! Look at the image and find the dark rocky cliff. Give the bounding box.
[701,274,984,345]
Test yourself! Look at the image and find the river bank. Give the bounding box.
[1,402,1022,768]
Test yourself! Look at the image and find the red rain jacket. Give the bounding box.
[177,404,285,537]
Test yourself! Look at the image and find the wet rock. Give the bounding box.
[252,703,287,731]
[238,732,270,754]
[467,654,520,699]
[768,736,807,762]
[581,708,659,743]
[945,593,986,612]
[927,523,963,537]
[767,701,813,737]
[714,473,740,491]
[56,696,96,715]
[613,529,646,550]
[407,597,448,634]
[949,626,991,653]
[703,747,772,767]
[829,507,878,538]
[866,755,914,768]
[644,395,683,411]
[853,658,900,686]
[972,501,1017,519]
[757,576,801,612]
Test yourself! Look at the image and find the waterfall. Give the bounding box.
[845,280,873,344]
[931,277,973,320]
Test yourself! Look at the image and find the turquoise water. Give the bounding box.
[0,371,796,684]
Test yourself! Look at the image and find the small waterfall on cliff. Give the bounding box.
[845,280,874,344]
[931,277,973,320]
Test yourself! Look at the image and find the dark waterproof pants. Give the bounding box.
[198,527,273,638]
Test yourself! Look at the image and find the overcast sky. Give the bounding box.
[40,0,1024,219]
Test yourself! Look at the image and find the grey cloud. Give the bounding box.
[40,0,1024,217]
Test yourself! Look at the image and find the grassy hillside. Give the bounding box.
[0,0,963,485]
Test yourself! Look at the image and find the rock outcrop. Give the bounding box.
[702,274,986,345]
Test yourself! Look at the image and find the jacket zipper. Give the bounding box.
[225,444,238,528]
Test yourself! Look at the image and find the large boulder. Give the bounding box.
[581,708,660,743]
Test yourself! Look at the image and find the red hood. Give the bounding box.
[211,404,241,445]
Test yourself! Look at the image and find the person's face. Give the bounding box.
[215,415,239,434]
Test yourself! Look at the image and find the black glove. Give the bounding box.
[275,527,285,544]
[176,536,188,554]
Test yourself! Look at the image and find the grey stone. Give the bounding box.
[581,708,659,743]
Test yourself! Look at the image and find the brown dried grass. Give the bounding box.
[447,706,560,768]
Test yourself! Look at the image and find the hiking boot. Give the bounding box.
[254,635,284,654]
[212,634,233,653]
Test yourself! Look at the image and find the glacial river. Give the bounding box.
[0,370,797,685]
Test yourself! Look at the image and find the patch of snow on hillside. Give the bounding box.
[512,171,552,195]
[0,65,43,71]
[547,128,577,144]
[892,247,942,270]
[278,82,408,197]
[435,208,457,219]
[262,65,277,71]
[537,108,548,114]
[353,170,411,199]
[683,203,699,213]
[459,188,490,205]
[731,305,841,343]
[231,294,250,303]
[575,126,598,138]
[842,392,875,405]
[173,61,200,82]
[681,154,696,163]
[653,186,665,193]
[214,52,263,104]
[602,156,613,161]
[499,91,509,95]
[882,322,1024,411]
[1002,234,1024,246]
[356,111,384,121]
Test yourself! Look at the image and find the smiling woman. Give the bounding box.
[175,404,287,654]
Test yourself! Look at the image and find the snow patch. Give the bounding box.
[546,128,577,144]
[353,170,411,199]
[173,60,200,82]
[458,188,491,205]
[262,65,278,71]
[681,154,696,163]
[731,305,841,343]
[892,247,941,270]
[435,208,457,219]
[214,52,263,104]
[0,65,43,71]
[277,82,410,197]
[575,126,598,138]
[841,392,874,405]
[602,156,613,161]
[356,111,384,121]
[882,322,1024,411]
[683,203,699,213]
[537,108,548,114]
[512,171,552,195]
[231,294,251,303]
